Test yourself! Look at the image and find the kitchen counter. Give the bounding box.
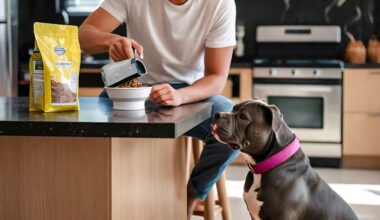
[0,97,211,138]
[0,97,211,220]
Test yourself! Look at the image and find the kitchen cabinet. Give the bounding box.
[344,69,380,113]
[79,87,103,96]
[343,68,380,168]
[344,113,380,155]
[221,68,253,103]
[79,67,104,96]
[0,97,211,220]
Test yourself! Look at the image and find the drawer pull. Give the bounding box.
[368,113,380,117]
[369,72,380,76]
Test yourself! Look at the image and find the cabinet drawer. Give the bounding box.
[79,87,103,97]
[344,69,380,113]
[343,113,380,156]
[221,79,233,99]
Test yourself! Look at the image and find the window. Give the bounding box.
[65,0,103,14]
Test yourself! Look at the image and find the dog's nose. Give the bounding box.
[215,113,221,119]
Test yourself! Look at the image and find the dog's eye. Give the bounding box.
[239,113,248,120]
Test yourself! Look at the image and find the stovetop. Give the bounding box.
[253,59,344,68]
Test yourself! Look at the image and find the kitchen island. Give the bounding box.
[0,97,212,220]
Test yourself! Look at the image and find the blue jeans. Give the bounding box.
[100,83,240,200]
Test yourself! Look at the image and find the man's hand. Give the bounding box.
[109,36,144,61]
[149,84,184,106]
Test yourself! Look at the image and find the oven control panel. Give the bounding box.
[254,68,342,79]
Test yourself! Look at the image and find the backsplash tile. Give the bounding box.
[235,0,377,59]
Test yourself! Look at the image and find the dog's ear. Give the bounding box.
[264,104,294,148]
[267,105,283,133]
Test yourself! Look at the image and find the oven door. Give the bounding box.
[254,84,341,143]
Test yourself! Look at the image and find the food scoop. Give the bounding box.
[101,58,147,87]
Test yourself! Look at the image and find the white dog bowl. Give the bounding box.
[105,86,152,110]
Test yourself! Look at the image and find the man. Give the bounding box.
[79,0,239,218]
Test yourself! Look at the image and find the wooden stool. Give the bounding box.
[190,138,232,220]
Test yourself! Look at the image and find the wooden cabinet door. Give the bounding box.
[344,69,380,113]
[343,113,380,156]
[222,68,253,103]
[79,87,103,97]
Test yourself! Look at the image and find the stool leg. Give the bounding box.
[217,172,232,220]
[186,137,193,182]
[192,139,202,164]
[204,189,216,220]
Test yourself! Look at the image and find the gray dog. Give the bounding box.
[211,99,358,220]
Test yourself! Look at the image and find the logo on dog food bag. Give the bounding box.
[54,46,65,56]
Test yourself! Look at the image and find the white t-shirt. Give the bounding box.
[101,0,236,85]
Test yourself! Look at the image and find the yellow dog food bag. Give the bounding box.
[29,22,80,112]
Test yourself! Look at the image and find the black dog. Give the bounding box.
[211,99,358,220]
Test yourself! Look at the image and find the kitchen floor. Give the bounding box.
[193,165,380,220]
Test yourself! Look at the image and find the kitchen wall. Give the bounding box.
[17,0,125,96]
[18,0,125,63]
[235,0,377,60]
[18,0,63,62]
[18,0,379,63]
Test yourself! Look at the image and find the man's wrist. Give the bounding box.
[178,88,189,105]
[106,34,119,49]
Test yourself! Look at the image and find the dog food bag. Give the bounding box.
[29,22,80,112]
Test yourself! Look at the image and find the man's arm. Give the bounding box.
[179,46,233,103]
[149,46,233,106]
[79,7,143,61]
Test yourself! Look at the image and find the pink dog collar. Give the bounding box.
[247,137,300,174]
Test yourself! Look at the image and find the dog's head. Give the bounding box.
[211,98,294,159]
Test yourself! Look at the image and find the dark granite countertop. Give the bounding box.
[0,97,212,138]
[230,62,252,68]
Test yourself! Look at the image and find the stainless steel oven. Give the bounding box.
[254,65,342,160]
[253,25,344,167]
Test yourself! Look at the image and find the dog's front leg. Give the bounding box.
[243,190,261,220]
[243,172,262,220]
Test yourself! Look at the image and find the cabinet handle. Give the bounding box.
[369,72,380,76]
[368,113,380,117]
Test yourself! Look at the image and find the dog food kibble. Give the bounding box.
[118,79,144,88]
[51,80,77,103]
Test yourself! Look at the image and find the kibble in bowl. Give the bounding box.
[105,79,152,110]
[118,79,144,88]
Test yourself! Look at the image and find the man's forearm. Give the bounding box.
[79,24,116,54]
[178,74,227,104]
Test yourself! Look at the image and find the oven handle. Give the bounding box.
[254,84,336,93]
